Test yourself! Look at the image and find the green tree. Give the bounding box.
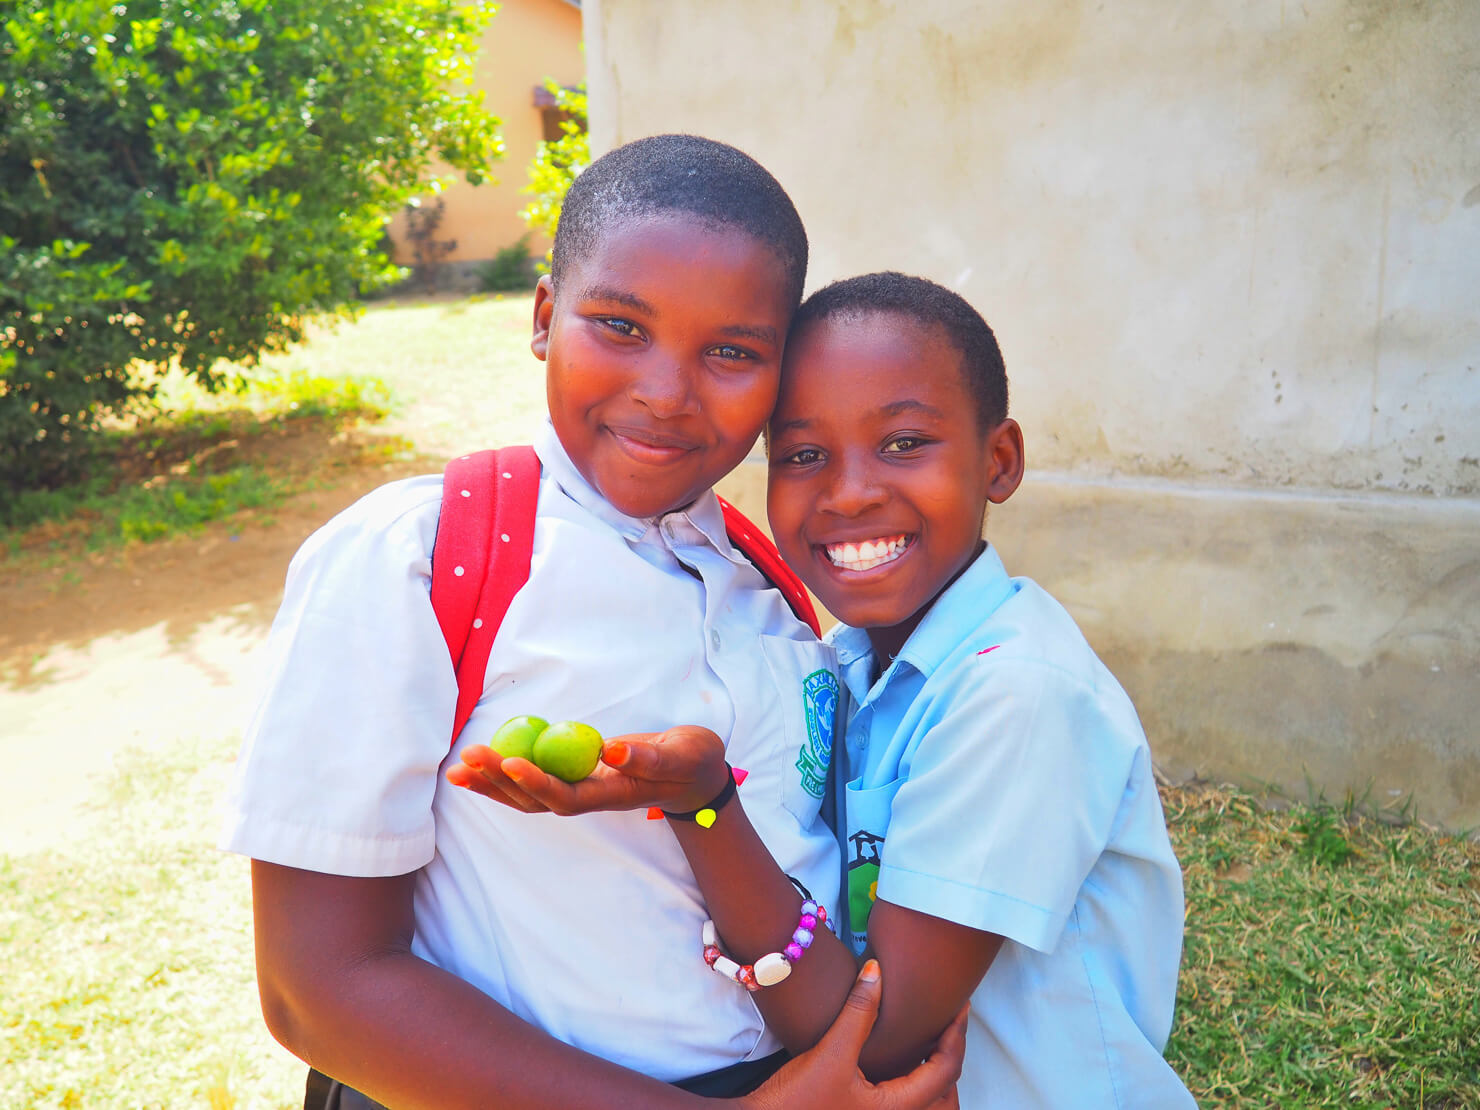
[0,0,503,485]
[522,80,587,267]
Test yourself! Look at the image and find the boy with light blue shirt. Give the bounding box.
[480,270,1195,1106]
[828,547,1188,1107]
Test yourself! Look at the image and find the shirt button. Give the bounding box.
[710,629,722,652]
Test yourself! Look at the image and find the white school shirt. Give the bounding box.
[222,420,842,1081]
[829,546,1195,1109]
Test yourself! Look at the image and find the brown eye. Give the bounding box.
[599,317,639,336]
[883,436,926,454]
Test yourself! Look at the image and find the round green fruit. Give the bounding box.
[532,720,604,783]
[489,715,548,763]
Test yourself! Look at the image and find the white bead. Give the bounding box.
[702,921,718,946]
[712,956,741,980]
[753,952,792,987]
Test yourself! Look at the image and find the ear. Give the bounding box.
[530,274,555,362]
[985,418,1025,504]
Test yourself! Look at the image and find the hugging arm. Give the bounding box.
[449,728,999,1081]
[251,861,703,1110]
[252,860,963,1108]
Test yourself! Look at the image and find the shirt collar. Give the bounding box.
[827,544,1017,699]
[532,419,736,558]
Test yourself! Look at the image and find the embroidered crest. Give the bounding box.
[795,668,838,799]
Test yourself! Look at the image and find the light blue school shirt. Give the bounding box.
[828,545,1195,1109]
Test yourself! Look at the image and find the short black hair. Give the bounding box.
[550,134,808,309]
[792,272,1009,429]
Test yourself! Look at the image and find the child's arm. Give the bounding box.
[251,861,702,1110]
[667,785,1001,1080]
[252,858,966,1107]
[451,729,999,1080]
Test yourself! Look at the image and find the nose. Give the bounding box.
[816,450,885,518]
[628,350,699,419]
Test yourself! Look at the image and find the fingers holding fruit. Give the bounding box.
[446,740,550,813]
[447,717,731,817]
[447,715,601,813]
[447,716,661,815]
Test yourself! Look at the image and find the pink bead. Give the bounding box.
[703,945,722,967]
[799,913,817,930]
[792,927,814,948]
[737,965,758,990]
[784,942,804,961]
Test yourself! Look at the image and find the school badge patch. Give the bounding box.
[847,829,885,939]
[795,669,838,799]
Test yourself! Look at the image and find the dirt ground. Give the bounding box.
[0,294,559,855]
[0,457,436,855]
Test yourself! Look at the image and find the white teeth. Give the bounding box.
[825,536,909,572]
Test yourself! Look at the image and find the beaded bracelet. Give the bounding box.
[701,884,829,991]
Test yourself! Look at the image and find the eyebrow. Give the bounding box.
[576,283,656,315]
[718,322,781,348]
[575,284,779,349]
[771,397,944,436]
[880,398,946,420]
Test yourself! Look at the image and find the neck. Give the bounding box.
[862,538,988,669]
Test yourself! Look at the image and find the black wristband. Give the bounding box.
[663,763,738,823]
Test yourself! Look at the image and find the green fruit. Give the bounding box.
[490,715,548,763]
[532,720,604,783]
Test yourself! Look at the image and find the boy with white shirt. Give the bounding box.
[221,139,963,1109]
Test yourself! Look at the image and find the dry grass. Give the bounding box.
[1163,782,1480,1107]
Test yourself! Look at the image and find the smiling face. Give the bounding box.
[533,215,794,519]
[767,310,1024,659]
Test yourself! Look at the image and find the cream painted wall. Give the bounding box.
[585,0,1480,827]
[390,0,583,266]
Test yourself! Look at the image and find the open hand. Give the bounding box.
[445,726,729,817]
[741,961,966,1110]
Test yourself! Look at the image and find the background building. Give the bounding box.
[387,0,584,288]
[583,0,1480,828]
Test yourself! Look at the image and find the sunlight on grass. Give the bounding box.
[2,762,1474,1107]
[1,294,549,558]
[0,736,302,1109]
[258,294,549,458]
[1,368,395,554]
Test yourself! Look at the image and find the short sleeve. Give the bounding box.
[219,476,459,876]
[875,659,1139,954]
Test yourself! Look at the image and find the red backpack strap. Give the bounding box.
[431,445,541,749]
[718,497,821,637]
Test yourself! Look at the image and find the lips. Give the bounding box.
[605,423,699,461]
[822,534,911,572]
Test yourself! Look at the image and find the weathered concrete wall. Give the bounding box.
[590,0,1480,828]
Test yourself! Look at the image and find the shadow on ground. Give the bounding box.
[0,455,438,690]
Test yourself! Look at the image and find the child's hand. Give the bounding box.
[446,725,729,817]
[740,961,967,1110]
